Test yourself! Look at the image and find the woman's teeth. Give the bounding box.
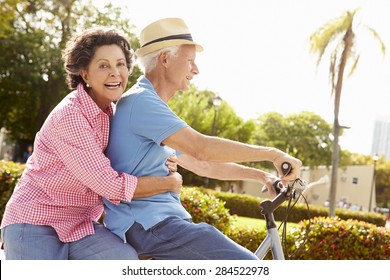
[105,82,121,88]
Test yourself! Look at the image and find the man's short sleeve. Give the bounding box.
[128,93,188,145]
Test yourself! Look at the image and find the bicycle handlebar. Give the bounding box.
[261,161,306,194]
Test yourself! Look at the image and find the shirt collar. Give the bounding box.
[137,75,155,92]
[76,83,113,119]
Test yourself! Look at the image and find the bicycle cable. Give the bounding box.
[277,180,311,259]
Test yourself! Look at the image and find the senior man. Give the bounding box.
[104,18,302,260]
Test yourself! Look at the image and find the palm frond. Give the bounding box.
[347,54,360,77]
[310,8,359,66]
[363,25,386,56]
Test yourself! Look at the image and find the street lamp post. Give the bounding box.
[205,96,222,188]
[368,154,379,212]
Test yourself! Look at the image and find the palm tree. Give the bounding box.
[309,8,386,216]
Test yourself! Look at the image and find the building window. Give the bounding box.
[352,177,358,184]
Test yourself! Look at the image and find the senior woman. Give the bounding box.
[103,18,302,259]
[0,27,182,260]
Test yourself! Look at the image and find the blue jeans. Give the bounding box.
[125,216,259,260]
[1,223,138,260]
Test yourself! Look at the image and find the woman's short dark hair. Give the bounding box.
[62,27,134,89]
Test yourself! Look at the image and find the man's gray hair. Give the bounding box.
[137,45,180,72]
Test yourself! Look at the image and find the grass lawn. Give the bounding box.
[234,216,299,229]
[234,216,265,228]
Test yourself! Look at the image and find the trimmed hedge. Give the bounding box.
[180,187,232,234]
[290,217,390,259]
[0,160,24,220]
[225,216,390,260]
[198,187,387,227]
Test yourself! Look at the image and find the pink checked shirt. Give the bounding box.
[1,84,137,242]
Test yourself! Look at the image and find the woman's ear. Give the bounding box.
[80,69,88,84]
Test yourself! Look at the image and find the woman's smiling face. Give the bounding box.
[81,44,129,110]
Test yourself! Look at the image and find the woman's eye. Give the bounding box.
[99,64,109,69]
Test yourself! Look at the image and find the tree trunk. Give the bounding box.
[328,24,354,217]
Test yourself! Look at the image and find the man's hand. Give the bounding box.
[273,153,302,183]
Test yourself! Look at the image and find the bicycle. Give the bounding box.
[255,162,309,260]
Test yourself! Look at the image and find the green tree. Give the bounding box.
[253,111,333,168]
[309,8,386,216]
[0,0,139,160]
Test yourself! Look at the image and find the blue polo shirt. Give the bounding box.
[103,76,191,241]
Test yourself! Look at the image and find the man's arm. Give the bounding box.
[163,126,302,180]
[177,154,279,197]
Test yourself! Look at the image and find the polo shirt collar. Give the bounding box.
[137,75,155,92]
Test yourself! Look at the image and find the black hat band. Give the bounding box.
[141,33,193,48]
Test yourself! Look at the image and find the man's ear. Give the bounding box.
[159,52,169,67]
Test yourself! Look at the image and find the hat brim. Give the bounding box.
[135,39,203,57]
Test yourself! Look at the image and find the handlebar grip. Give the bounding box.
[272,179,283,194]
[281,162,292,176]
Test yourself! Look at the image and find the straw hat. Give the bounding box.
[135,18,203,57]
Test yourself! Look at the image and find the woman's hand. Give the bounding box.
[165,153,182,194]
[261,172,282,198]
[166,171,183,194]
[165,154,178,172]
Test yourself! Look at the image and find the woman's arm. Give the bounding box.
[134,171,182,198]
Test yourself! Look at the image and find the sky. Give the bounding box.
[98,0,390,155]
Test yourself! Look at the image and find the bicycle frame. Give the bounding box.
[255,185,294,260]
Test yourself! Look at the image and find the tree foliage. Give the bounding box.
[0,0,139,150]
[252,111,333,170]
